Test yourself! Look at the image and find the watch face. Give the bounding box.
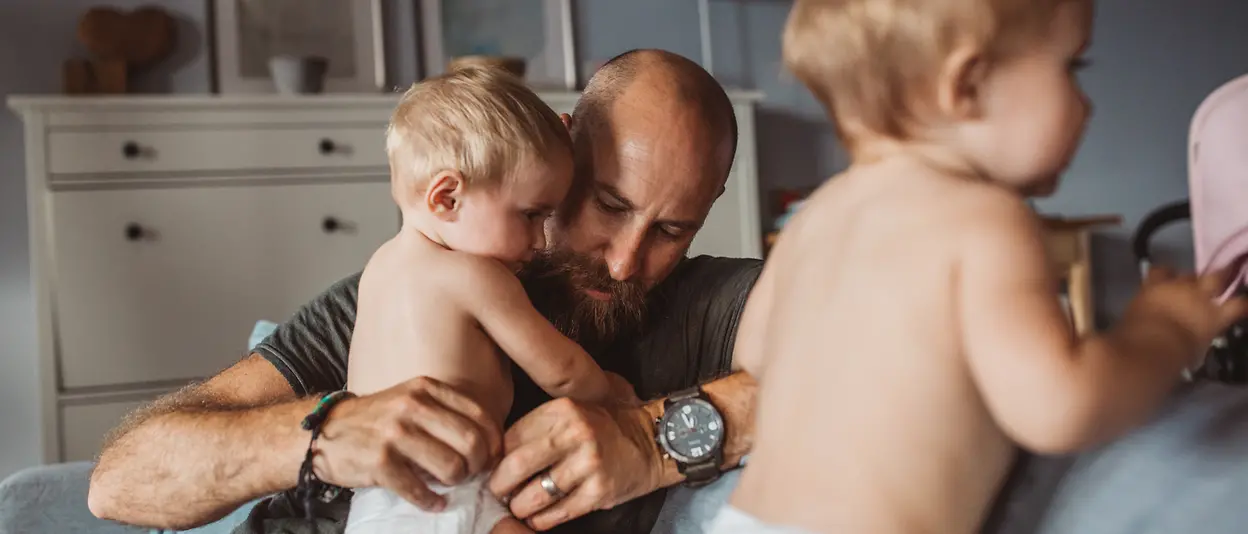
[659,398,724,463]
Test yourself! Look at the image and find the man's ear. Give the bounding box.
[425,170,465,221]
[560,113,573,133]
[936,43,990,121]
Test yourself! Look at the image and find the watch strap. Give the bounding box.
[678,454,722,487]
[665,386,702,407]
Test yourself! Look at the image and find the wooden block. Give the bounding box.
[92,59,127,94]
[62,59,91,94]
[63,58,128,95]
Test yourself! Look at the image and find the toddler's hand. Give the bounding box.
[606,372,641,407]
[1132,265,1248,358]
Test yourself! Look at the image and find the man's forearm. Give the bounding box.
[89,398,316,530]
[643,371,757,488]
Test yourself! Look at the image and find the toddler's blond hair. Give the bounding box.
[386,66,572,196]
[783,0,1067,145]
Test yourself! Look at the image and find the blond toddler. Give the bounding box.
[713,1,1248,533]
[344,67,633,534]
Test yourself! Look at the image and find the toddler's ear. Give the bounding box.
[936,42,990,121]
[560,113,573,132]
[426,170,465,221]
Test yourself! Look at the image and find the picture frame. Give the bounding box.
[419,0,577,91]
[211,0,386,94]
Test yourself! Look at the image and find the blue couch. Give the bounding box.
[5,321,1248,533]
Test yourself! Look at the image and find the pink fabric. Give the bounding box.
[1205,228,1248,303]
[1189,74,1248,301]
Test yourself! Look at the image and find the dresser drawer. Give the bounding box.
[47,126,387,175]
[61,398,154,462]
[51,183,398,389]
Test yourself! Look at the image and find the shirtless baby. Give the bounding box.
[714,1,1248,533]
[344,67,633,534]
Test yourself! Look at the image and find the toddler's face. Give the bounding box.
[973,0,1093,196]
[444,154,573,270]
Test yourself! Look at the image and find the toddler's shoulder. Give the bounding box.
[436,250,522,297]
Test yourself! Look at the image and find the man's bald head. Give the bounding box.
[570,49,738,182]
[535,50,740,343]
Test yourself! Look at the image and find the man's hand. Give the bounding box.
[487,398,661,530]
[313,376,503,511]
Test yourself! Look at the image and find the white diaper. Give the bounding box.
[345,473,509,534]
[705,505,819,534]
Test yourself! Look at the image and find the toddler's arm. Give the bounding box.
[958,189,1247,454]
[456,256,626,404]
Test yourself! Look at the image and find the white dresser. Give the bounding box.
[7,92,763,464]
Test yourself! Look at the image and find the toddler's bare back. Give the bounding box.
[347,229,514,425]
[732,160,1018,534]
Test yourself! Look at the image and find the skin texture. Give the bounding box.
[729,2,1248,533]
[87,49,756,533]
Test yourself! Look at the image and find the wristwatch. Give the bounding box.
[654,386,726,488]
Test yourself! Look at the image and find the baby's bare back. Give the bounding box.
[733,163,1016,533]
[347,230,513,425]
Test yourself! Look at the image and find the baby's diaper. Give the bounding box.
[345,473,509,534]
[705,505,819,534]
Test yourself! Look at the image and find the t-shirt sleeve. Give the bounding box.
[631,256,763,399]
[252,272,361,397]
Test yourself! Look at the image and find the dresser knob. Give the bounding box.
[322,217,340,233]
[122,142,141,159]
[319,139,336,155]
[124,223,144,241]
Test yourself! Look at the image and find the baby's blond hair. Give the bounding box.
[386,66,571,195]
[783,0,1066,144]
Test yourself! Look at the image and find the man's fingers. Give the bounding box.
[405,392,497,479]
[387,421,471,486]
[488,437,564,501]
[410,377,503,458]
[503,456,586,520]
[525,483,598,532]
[376,454,445,512]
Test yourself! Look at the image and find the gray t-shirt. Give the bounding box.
[245,255,763,534]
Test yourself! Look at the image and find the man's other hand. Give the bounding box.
[488,398,662,530]
[312,376,503,511]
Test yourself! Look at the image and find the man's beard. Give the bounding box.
[519,248,647,351]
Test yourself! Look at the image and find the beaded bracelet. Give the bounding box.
[295,389,356,519]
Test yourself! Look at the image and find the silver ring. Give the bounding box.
[539,472,565,500]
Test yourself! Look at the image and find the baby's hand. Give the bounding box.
[1131,265,1248,357]
[605,372,641,407]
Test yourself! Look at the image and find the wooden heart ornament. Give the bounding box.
[77,6,176,69]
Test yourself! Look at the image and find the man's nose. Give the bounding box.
[605,227,645,282]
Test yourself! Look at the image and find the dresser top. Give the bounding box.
[6,90,765,114]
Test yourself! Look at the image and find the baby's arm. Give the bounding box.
[455,256,622,404]
[958,189,1243,454]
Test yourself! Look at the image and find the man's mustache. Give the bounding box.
[519,248,647,346]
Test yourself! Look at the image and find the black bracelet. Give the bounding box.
[295,390,356,519]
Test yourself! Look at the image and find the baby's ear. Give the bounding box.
[426,170,465,221]
[936,42,989,121]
